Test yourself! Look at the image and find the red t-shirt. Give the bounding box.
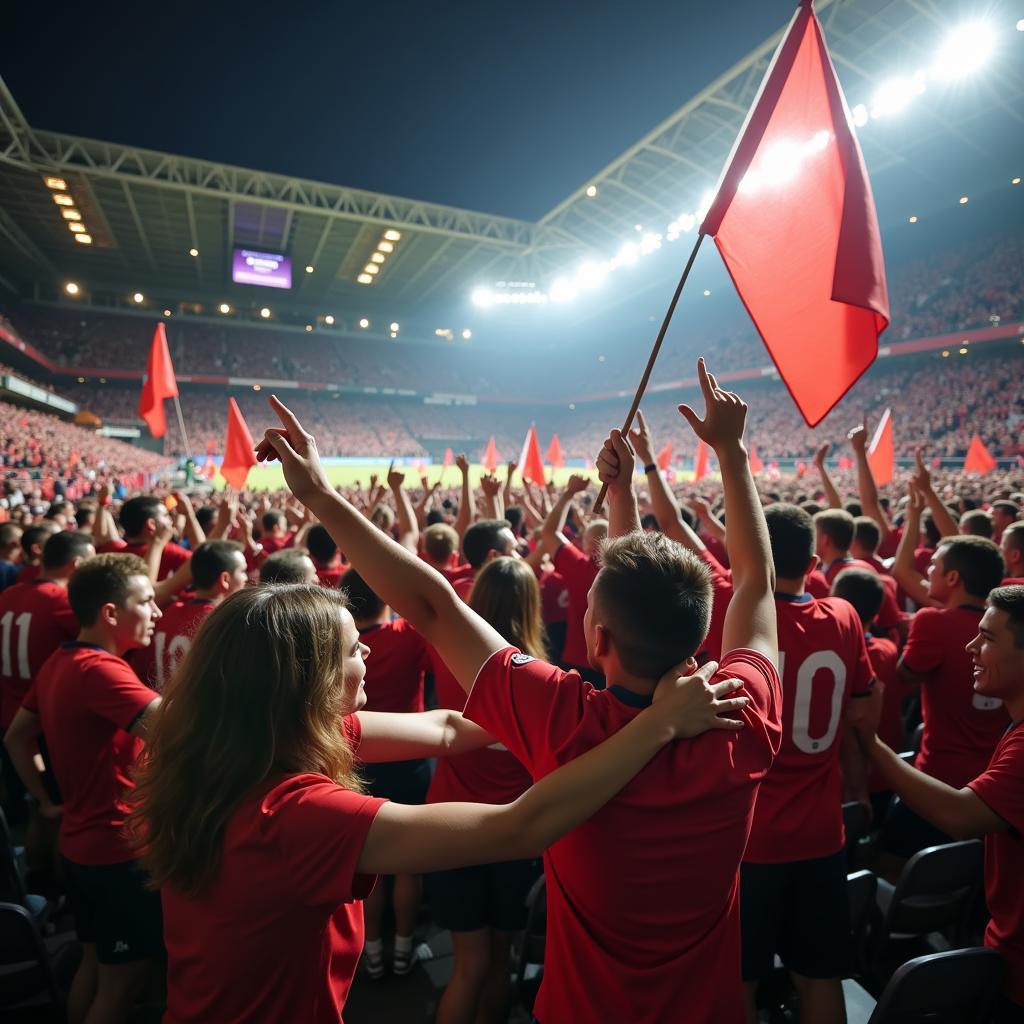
[805,569,831,600]
[967,723,1024,1008]
[539,569,568,625]
[315,562,347,589]
[824,556,903,633]
[129,598,215,691]
[553,541,599,668]
[426,647,532,805]
[23,643,157,864]
[745,595,874,863]
[0,579,78,728]
[464,646,782,1024]
[902,606,1009,788]
[16,563,41,585]
[864,633,904,793]
[260,533,295,555]
[100,539,191,581]
[359,619,428,715]
[1003,577,1024,587]
[162,726,386,1023]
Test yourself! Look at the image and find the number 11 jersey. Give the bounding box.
[744,593,875,863]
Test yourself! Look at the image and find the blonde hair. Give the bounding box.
[127,584,363,896]
[469,557,548,659]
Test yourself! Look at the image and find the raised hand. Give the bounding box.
[254,395,333,506]
[627,409,655,466]
[506,460,518,479]
[596,430,636,495]
[813,442,830,469]
[652,660,749,739]
[479,474,501,498]
[387,461,406,491]
[455,453,470,474]
[847,420,868,454]
[688,496,711,521]
[678,358,747,451]
[912,448,931,490]
[565,473,590,496]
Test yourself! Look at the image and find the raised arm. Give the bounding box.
[453,453,474,541]
[849,422,893,542]
[628,410,693,542]
[679,359,776,663]
[595,429,640,537]
[356,709,497,762]
[891,485,937,608]
[503,460,517,512]
[912,449,957,539]
[814,443,843,509]
[388,464,420,554]
[257,397,505,693]
[173,491,206,549]
[479,473,504,521]
[540,475,589,555]
[92,485,119,548]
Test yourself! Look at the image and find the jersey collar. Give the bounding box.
[608,685,653,708]
[61,641,105,652]
[775,591,813,603]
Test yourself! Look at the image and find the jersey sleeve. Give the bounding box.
[901,607,944,676]
[264,775,387,907]
[84,658,159,731]
[715,648,784,761]
[967,728,1024,837]
[846,614,876,698]
[805,570,831,599]
[98,540,128,553]
[873,576,904,632]
[463,647,584,772]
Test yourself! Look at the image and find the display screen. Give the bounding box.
[231,248,292,289]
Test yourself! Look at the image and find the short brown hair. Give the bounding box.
[591,532,711,679]
[936,536,1005,600]
[68,553,149,627]
[959,509,993,539]
[1003,521,1024,556]
[853,516,881,554]
[423,523,459,564]
[814,509,855,552]
[988,585,1024,648]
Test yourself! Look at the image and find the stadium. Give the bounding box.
[0,0,1022,1021]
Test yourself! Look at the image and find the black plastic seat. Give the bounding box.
[0,900,61,1009]
[847,869,877,980]
[0,807,49,927]
[512,873,546,1012]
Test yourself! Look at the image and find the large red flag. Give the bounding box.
[701,0,888,427]
[221,398,256,490]
[656,442,673,472]
[138,323,179,438]
[546,434,565,468]
[964,435,997,475]
[443,447,454,468]
[518,426,547,486]
[867,408,894,486]
[749,447,764,474]
[482,436,499,473]
[693,440,709,481]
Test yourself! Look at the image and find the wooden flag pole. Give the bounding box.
[172,394,193,464]
[593,231,707,514]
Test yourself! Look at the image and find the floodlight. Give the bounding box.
[639,233,662,255]
[851,103,869,127]
[471,287,494,308]
[305,324,313,331]
[45,176,67,190]
[390,322,399,332]
[357,273,373,284]
[1012,177,1021,185]
[696,191,714,219]
[260,307,271,319]
[324,315,335,325]
[932,21,994,80]
[461,329,472,340]
[363,263,379,275]
[615,242,639,267]
[959,195,968,204]
[703,289,711,297]
[370,252,386,264]
[188,247,199,257]
[163,309,172,317]
[908,215,918,223]
[64,281,80,295]
[585,185,598,198]
[359,318,370,328]
[133,292,144,303]
[74,234,92,244]
[219,303,231,314]
[575,261,608,290]
[678,213,695,233]
[68,222,86,233]
[549,277,577,302]
[53,193,74,206]
[305,265,314,273]
[383,229,402,241]
[61,209,81,221]
[377,241,394,253]
[871,77,917,117]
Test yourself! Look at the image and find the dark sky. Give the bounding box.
[6,0,789,220]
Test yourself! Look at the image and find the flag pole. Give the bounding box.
[593,231,707,514]
[172,394,193,463]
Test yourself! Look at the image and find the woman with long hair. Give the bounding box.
[429,556,549,1024]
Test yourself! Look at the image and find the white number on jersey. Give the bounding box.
[972,692,1003,711]
[0,610,32,680]
[154,632,193,690]
[777,649,848,754]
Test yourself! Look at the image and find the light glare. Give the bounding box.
[932,22,995,80]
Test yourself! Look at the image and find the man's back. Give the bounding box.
[131,598,215,691]
[464,645,782,1023]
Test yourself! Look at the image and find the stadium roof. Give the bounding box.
[0,0,1021,324]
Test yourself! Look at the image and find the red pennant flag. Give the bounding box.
[838,455,853,470]
[796,461,808,477]
[693,440,709,481]
[964,434,997,475]
[202,460,217,481]
[443,447,454,468]
[656,442,673,472]
[518,425,547,486]
[749,447,764,474]
[546,434,565,468]
[867,408,894,486]
[701,0,888,427]
[220,398,256,490]
[482,436,499,473]
[138,323,179,438]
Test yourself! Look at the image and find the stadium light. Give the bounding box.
[163,309,172,317]
[357,273,373,284]
[390,322,400,332]
[959,195,969,204]
[74,234,92,244]
[377,240,394,253]
[305,324,313,332]
[383,229,402,241]
[188,247,199,257]
[586,185,598,197]
[52,193,73,207]
[932,21,995,80]
[363,264,380,275]
[358,317,369,328]
[260,307,271,319]
[133,292,144,303]
[461,329,472,340]
[324,314,335,325]
[1018,18,1024,31]
[68,222,86,233]
[305,265,314,273]
[370,252,386,264]
[1013,177,1021,185]
[703,289,711,296]
[219,303,231,314]
[44,176,67,190]
[61,208,81,221]
[64,281,80,295]
[909,215,918,223]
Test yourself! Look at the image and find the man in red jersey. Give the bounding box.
[258,508,294,554]
[4,554,162,1024]
[990,500,1020,545]
[740,504,878,1024]
[455,519,520,600]
[1000,521,1024,585]
[17,521,60,584]
[540,474,607,684]
[882,495,1008,863]
[341,566,430,979]
[253,363,780,1024]
[101,496,191,581]
[130,540,247,690]
[306,524,347,587]
[859,585,1024,1023]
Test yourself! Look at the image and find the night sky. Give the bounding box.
[6,0,788,220]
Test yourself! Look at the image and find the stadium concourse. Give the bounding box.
[1,0,1024,1021]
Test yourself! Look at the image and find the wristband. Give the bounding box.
[643,463,657,474]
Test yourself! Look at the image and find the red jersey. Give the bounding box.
[553,541,599,668]
[745,594,874,863]
[464,646,782,1024]
[966,723,1024,1008]
[805,569,831,599]
[162,719,386,1024]
[539,569,568,625]
[825,556,903,633]
[696,549,733,662]
[130,598,215,691]
[359,618,428,715]
[100,539,190,581]
[902,606,1008,788]
[315,562,346,589]
[260,533,294,555]
[23,643,157,864]
[864,633,903,793]
[426,647,532,805]
[0,578,78,728]
[16,563,41,585]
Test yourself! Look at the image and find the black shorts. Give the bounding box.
[877,796,952,859]
[741,850,849,980]
[429,858,540,933]
[61,857,164,964]
[363,759,431,805]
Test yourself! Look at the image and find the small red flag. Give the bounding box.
[518,426,547,486]
[443,447,454,468]
[693,440,709,481]
[749,447,764,474]
[546,434,565,468]
[701,0,888,427]
[838,455,853,471]
[964,435,997,475]
[220,398,256,490]
[867,408,894,486]
[138,323,179,438]
[796,461,808,477]
[656,442,673,472]
[482,436,499,473]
